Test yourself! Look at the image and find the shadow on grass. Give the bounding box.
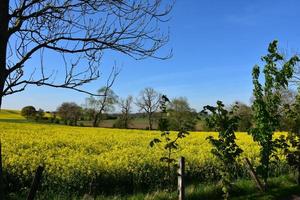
[0,118,62,126]
[186,175,300,200]
[0,119,29,123]
[231,185,300,200]
[5,176,300,200]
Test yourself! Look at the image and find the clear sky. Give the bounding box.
[3,0,300,111]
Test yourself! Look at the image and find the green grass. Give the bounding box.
[231,175,300,200]
[6,175,300,200]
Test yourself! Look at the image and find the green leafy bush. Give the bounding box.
[203,101,243,199]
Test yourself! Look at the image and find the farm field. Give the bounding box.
[78,118,160,130]
[92,118,206,131]
[2,0,300,199]
[0,109,205,131]
[0,110,298,200]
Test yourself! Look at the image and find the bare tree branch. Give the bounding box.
[0,0,173,107]
[136,87,161,130]
[85,65,119,127]
[117,95,133,128]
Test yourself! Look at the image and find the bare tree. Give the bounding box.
[136,87,161,130]
[280,88,297,105]
[86,69,119,127]
[117,95,133,128]
[0,0,173,108]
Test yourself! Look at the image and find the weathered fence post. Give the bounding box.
[178,156,185,200]
[244,158,264,192]
[0,141,4,200]
[26,165,44,200]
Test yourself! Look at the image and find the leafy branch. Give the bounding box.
[150,95,189,191]
[203,101,243,200]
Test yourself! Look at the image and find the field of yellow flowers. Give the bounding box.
[0,117,289,194]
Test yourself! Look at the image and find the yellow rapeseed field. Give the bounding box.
[0,112,288,192]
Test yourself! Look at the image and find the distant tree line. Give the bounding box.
[20,86,300,132]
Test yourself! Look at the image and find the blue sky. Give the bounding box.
[3,0,300,111]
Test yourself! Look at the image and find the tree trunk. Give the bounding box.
[93,107,105,127]
[244,158,264,192]
[0,74,5,109]
[93,114,98,127]
[93,113,101,127]
[148,114,153,130]
[124,113,128,129]
[0,0,9,109]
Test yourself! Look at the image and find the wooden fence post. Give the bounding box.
[0,141,4,200]
[26,165,44,200]
[178,156,185,200]
[244,158,264,192]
